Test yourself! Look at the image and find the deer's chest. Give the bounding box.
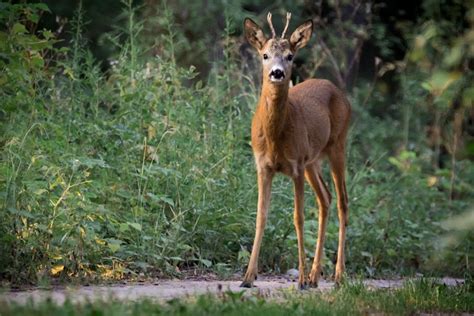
[251,132,304,178]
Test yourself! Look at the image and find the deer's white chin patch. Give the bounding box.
[270,76,285,83]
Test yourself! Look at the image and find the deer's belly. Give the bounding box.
[255,153,308,178]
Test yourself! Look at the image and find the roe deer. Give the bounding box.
[240,12,351,289]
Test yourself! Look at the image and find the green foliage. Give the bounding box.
[0,3,60,115]
[0,0,473,286]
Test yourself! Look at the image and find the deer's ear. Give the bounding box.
[290,20,313,51]
[244,18,267,50]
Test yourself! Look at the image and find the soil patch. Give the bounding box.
[1,276,464,305]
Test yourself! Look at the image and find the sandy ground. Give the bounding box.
[1,276,464,305]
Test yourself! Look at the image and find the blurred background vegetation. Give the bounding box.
[0,0,473,285]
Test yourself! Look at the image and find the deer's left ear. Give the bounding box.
[290,20,313,51]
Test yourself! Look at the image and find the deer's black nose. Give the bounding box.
[270,69,285,80]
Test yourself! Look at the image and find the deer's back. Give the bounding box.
[289,78,351,152]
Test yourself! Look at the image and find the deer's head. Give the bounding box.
[244,12,313,85]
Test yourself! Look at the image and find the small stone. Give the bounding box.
[285,269,299,282]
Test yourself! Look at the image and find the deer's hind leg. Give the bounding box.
[305,162,332,288]
[328,144,349,284]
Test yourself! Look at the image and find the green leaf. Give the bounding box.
[388,157,401,169]
[0,32,8,49]
[34,188,48,195]
[42,30,54,40]
[74,157,109,169]
[387,249,396,257]
[147,193,174,207]
[63,67,76,80]
[160,196,174,207]
[119,223,129,232]
[443,44,463,67]
[36,224,50,233]
[34,3,50,12]
[29,13,39,24]
[463,87,474,105]
[30,54,44,68]
[421,81,431,92]
[169,256,183,261]
[427,71,461,96]
[8,207,35,219]
[200,259,212,268]
[134,262,151,270]
[12,23,27,34]
[106,238,123,253]
[128,222,142,231]
[116,190,132,199]
[108,243,120,252]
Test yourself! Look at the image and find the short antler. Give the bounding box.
[267,12,276,38]
[281,12,291,38]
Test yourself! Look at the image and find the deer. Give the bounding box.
[240,12,351,290]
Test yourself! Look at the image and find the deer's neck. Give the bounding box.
[257,81,289,143]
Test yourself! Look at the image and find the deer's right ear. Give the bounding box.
[244,18,267,50]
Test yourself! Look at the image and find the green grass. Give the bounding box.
[1,280,473,315]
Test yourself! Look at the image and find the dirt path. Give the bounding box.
[1,276,464,305]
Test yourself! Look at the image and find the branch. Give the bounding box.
[317,37,346,90]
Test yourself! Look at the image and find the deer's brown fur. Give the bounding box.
[241,13,351,289]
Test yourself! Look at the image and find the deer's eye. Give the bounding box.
[263,54,268,60]
[287,54,293,61]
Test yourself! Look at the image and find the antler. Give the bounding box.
[267,12,276,38]
[281,12,291,38]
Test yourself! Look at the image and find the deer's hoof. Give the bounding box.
[240,280,254,288]
[298,281,309,291]
[308,271,320,288]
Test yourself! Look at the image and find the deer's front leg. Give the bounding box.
[293,171,308,290]
[240,168,273,288]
